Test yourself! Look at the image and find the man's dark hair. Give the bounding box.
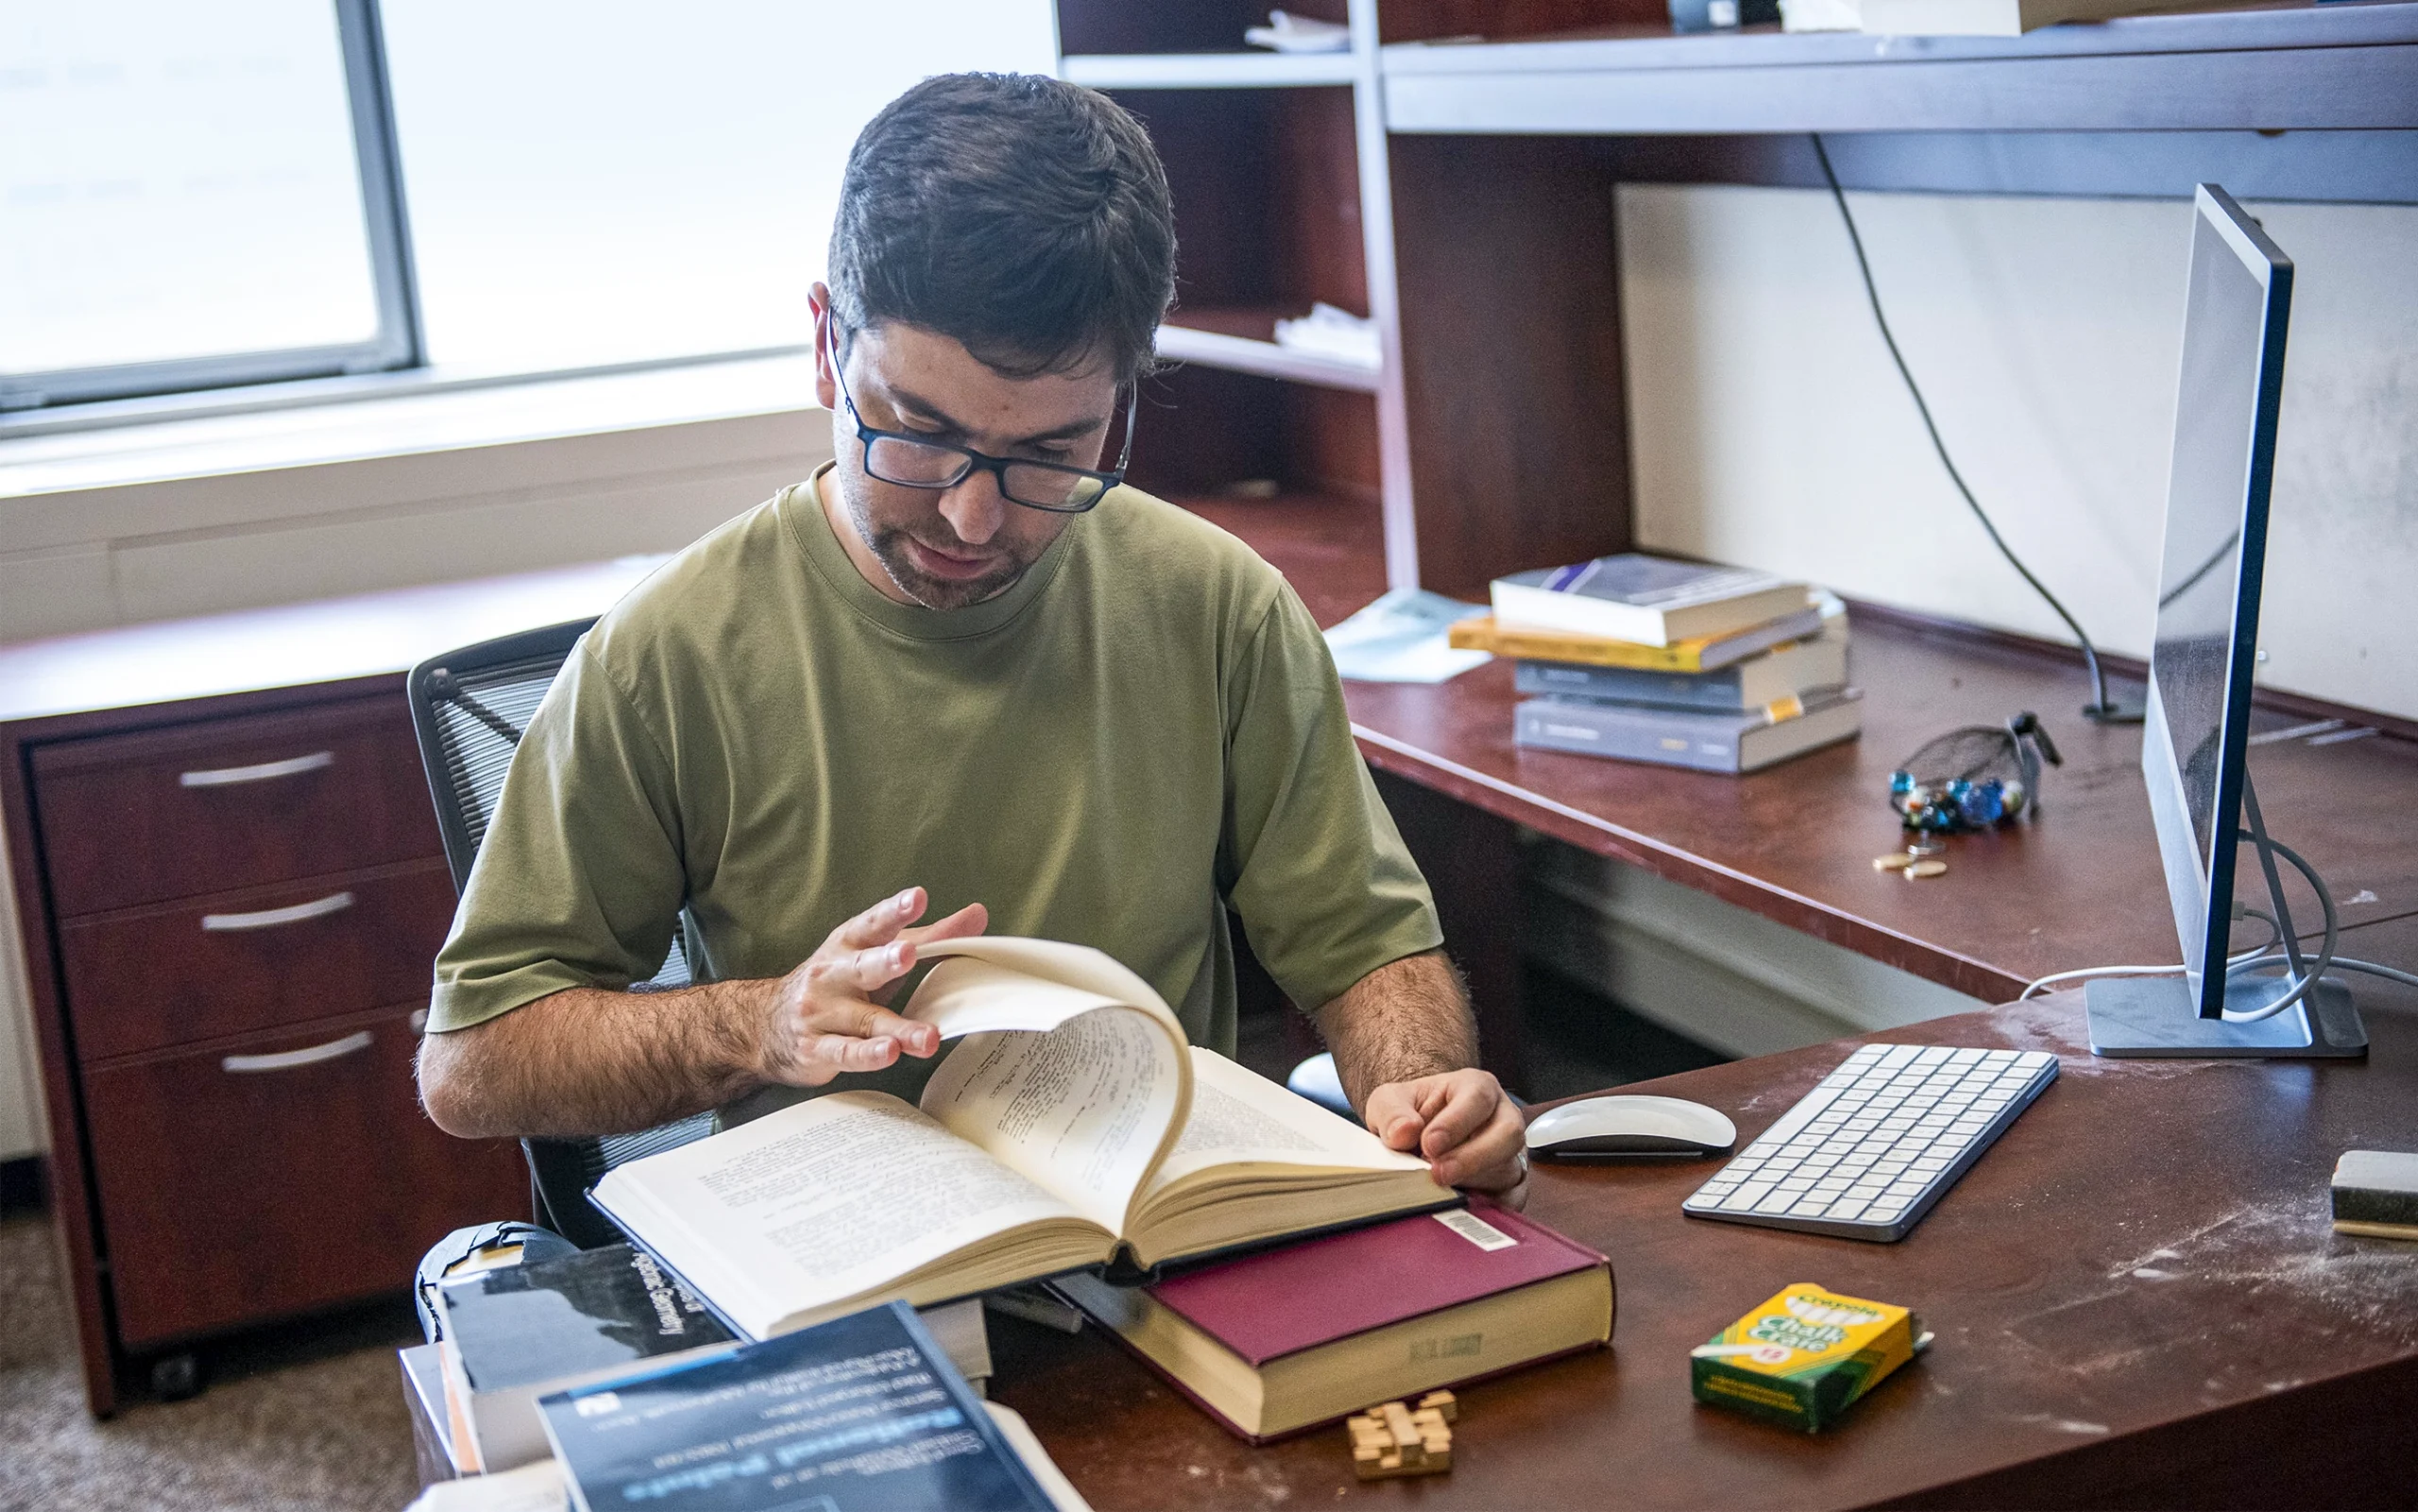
[828,73,1176,383]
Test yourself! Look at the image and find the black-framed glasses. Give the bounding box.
[827,325,1133,514]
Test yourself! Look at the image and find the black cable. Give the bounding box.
[1810,134,2142,723]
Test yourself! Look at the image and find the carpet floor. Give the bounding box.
[0,1212,422,1511]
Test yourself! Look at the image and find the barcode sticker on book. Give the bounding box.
[1434,1210,1518,1252]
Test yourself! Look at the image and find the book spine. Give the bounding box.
[1449,620,1702,671]
[1051,1282,1612,1447]
[1492,582,1664,646]
[582,1189,758,1341]
[1514,700,1744,773]
[1514,660,1746,709]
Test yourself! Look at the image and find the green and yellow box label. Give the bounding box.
[1690,1283,1919,1433]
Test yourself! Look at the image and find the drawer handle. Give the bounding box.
[179,751,334,788]
[201,891,355,932]
[222,1030,373,1075]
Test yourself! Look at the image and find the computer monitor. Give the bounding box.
[2085,185,2365,1060]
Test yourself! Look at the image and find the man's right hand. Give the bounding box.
[760,887,988,1086]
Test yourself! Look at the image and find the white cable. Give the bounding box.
[2220,836,2336,1023]
[2020,964,2185,1000]
[2331,957,2418,992]
[2019,926,2282,1000]
[2026,953,2418,1001]
[2018,836,2346,1018]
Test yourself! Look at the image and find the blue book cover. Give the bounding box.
[538,1300,1052,1512]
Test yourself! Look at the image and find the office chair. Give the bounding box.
[407,618,712,1249]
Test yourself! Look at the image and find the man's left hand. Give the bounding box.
[1365,1068,1528,1210]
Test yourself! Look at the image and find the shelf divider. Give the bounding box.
[1062,52,1360,91]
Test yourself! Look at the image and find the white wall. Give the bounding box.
[1618,185,2418,722]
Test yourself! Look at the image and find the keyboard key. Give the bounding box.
[1825,1198,1870,1219]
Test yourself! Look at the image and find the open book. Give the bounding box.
[589,938,1455,1340]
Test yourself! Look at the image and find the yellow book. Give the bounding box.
[1449,607,1825,673]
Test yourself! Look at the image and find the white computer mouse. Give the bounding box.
[1525,1095,1738,1159]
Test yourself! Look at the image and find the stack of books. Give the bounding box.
[1449,553,1860,773]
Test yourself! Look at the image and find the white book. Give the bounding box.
[1491,554,1813,649]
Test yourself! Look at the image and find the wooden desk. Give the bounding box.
[990,977,2418,1510]
[1188,491,2418,1085]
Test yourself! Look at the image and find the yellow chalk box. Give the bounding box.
[1690,1283,1921,1433]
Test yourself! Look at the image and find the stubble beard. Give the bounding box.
[842,489,1029,611]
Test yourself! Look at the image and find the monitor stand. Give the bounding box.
[2086,774,2368,1060]
[2086,973,2366,1058]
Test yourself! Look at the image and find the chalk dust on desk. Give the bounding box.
[2014,1414,2111,1436]
[2103,1202,2418,1336]
[1980,997,2252,1080]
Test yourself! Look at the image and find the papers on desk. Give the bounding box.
[1322,588,1493,684]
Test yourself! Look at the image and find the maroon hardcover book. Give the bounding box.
[1059,1203,1613,1441]
[1148,1204,1608,1364]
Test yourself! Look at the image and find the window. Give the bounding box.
[2,1,1056,415]
[0,0,415,409]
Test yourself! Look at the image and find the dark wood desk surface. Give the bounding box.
[992,975,2418,1510]
[1187,492,2418,1006]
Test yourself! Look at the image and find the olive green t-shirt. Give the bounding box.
[428,468,1441,1122]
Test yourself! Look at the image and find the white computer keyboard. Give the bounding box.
[1681,1044,2058,1242]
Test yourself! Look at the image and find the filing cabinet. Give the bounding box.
[3,678,527,1415]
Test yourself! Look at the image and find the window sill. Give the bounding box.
[0,352,834,644]
[0,350,822,501]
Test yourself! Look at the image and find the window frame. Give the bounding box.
[0,0,423,414]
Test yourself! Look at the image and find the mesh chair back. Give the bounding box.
[408,619,709,1248]
[420,642,574,889]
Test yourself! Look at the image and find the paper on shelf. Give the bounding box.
[1322,587,1492,684]
[1273,302,1381,370]
[1244,9,1353,52]
[1780,0,1864,28]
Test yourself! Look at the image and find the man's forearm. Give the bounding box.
[1313,948,1476,1113]
[417,979,774,1140]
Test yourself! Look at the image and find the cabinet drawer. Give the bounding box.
[60,860,461,1062]
[32,697,444,917]
[81,1006,527,1350]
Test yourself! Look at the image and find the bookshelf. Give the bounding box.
[1054,0,1413,584]
[1057,1,2418,602]
[1051,0,1680,598]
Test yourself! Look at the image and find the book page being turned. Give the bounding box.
[911,941,1192,1234]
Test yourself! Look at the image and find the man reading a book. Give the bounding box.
[417,74,1526,1204]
